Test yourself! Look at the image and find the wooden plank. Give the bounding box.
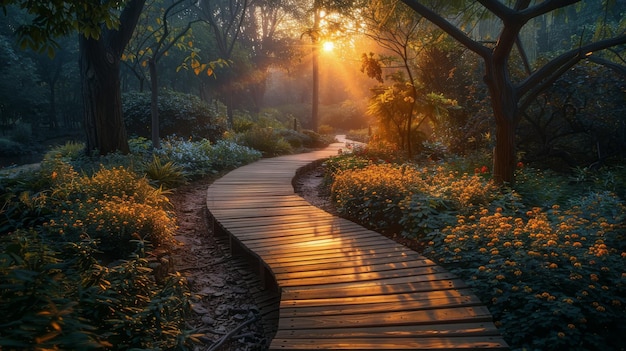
[281,278,467,300]
[270,253,427,274]
[205,140,509,351]
[262,247,417,266]
[273,322,502,339]
[273,258,437,280]
[279,289,477,308]
[277,306,494,330]
[277,266,451,288]
[270,336,509,350]
[278,295,482,317]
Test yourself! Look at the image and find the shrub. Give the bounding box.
[156,138,261,178]
[45,163,175,258]
[330,163,500,237]
[0,230,193,350]
[317,124,334,135]
[0,137,27,157]
[238,128,293,157]
[426,201,626,351]
[123,90,225,141]
[209,139,263,170]
[331,163,422,231]
[42,141,85,163]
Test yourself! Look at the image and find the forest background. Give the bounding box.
[0,1,625,350]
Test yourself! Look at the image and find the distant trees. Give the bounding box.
[2,0,146,155]
[0,34,46,132]
[359,0,458,157]
[399,0,626,185]
[124,0,198,149]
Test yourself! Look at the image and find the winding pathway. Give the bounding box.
[206,137,509,350]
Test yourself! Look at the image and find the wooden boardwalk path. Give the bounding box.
[206,139,509,350]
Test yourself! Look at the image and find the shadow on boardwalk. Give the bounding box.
[206,137,509,350]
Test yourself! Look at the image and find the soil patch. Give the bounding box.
[169,178,268,351]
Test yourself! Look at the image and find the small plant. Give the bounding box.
[43,141,85,163]
[145,154,187,189]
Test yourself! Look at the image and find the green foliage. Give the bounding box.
[325,152,626,350]
[156,138,261,178]
[1,151,197,348]
[43,141,86,163]
[145,155,187,189]
[426,201,626,350]
[123,90,226,141]
[0,230,193,350]
[330,162,500,237]
[238,128,293,157]
[43,163,175,258]
[0,138,28,157]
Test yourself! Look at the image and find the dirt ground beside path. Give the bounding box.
[169,178,268,351]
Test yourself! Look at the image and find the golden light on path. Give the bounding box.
[322,41,335,52]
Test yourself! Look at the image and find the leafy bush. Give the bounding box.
[325,152,626,350]
[42,141,85,163]
[0,230,193,350]
[238,128,293,157]
[426,200,626,351]
[156,138,261,178]
[0,137,28,157]
[123,90,225,141]
[43,162,175,258]
[330,162,500,237]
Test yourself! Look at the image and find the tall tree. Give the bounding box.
[125,0,198,149]
[302,0,355,131]
[3,0,146,155]
[80,0,145,155]
[399,0,626,185]
[359,0,431,156]
[196,0,250,127]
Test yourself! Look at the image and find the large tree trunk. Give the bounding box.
[80,36,130,155]
[485,60,518,185]
[79,0,145,156]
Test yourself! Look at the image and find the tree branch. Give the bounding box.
[587,55,626,76]
[518,34,626,96]
[518,0,580,22]
[399,0,491,60]
[476,0,515,19]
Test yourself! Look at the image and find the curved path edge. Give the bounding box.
[206,138,509,350]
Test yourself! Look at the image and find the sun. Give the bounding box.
[322,41,335,52]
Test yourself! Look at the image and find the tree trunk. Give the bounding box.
[310,8,321,132]
[80,36,130,155]
[149,59,160,149]
[485,60,518,185]
[79,0,144,156]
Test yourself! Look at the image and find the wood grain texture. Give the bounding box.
[206,139,509,350]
